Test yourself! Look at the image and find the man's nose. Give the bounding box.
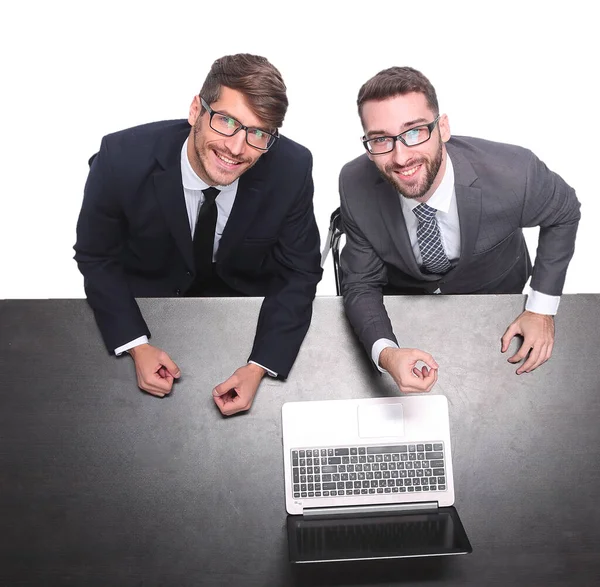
[224,129,247,157]
[390,139,414,166]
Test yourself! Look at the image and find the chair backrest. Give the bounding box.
[320,207,344,295]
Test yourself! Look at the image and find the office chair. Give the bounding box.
[321,206,344,295]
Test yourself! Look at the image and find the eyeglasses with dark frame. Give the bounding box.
[362,116,441,155]
[200,97,279,151]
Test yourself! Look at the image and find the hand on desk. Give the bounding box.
[379,347,438,393]
[501,310,555,374]
[212,363,266,416]
[128,343,181,397]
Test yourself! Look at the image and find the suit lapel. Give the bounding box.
[216,162,267,262]
[152,124,194,271]
[374,178,422,275]
[446,142,482,272]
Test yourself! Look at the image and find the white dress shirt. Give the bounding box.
[114,139,276,376]
[372,153,560,370]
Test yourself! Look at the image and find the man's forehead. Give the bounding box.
[362,93,434,131]
[210,87,266,128]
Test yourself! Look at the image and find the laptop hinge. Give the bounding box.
[303,501,438,518]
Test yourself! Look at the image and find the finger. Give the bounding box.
[501,323,520,353]
[412,367,424,379]
[213,375,238,398]
[516,342,542,374]
[507,341,531,364]
[158,352,181,379]
[145,372,174,393]
[424,369,438,392]
[519,342,551,374]
[412,350,439,370]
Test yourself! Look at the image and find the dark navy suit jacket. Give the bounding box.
[74,120,322,378]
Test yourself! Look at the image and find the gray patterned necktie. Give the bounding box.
[413,203,451,274]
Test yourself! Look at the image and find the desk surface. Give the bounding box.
[1,295,599,587]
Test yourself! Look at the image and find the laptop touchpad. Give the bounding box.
[357,403,405,438]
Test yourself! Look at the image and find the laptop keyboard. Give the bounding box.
[291,443,446,499]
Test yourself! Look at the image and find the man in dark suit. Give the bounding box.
[339,66,580,393]
[74,54,322,415]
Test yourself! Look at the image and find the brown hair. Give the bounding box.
[199,54,288,130]
[357,66,439,123]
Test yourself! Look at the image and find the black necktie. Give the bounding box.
[193,187,221,282]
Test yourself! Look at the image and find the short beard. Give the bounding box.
[380,140,444,200]
[192,122,255,187]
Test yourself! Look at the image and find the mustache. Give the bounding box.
[212,147,252,165]
[385,158,426,173]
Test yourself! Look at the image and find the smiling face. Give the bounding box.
[187,86,267,186]
[361,91,451,201]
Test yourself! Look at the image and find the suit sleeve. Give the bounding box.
[73,138,150,351]
[339,167,398,357]
[521,151,581,296]
[247,154,323,379]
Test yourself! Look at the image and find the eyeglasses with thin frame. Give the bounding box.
[362,116,441,155]
[200,97,278,151]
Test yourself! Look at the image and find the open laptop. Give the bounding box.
[282,395,472,563]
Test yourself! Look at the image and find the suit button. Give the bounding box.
[175,289,181,296]
[186,271,192,277]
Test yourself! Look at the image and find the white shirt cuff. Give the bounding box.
[371,338,399,373]
[525,289,560,315]
[115,335,149,356]
[249,360,277,378]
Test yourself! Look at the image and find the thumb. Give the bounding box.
[213,375,237,397]
[160,353,181,378]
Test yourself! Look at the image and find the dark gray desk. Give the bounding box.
[1,295,599,586]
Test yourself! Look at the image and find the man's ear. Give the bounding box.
[439,113,451,143]
[188,95,201,126]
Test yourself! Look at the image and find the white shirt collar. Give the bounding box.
[401,151,455,214]
[180,138,239,193]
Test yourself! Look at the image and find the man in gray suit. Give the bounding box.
[339,66,580,393]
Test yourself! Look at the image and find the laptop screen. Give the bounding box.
[287,507,472,563]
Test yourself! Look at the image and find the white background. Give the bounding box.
[1,0,597,298]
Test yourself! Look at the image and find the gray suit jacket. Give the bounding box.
[339,136,581,355]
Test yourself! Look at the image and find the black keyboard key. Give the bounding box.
[433,469,445,476]
[425,444,432,451]
[322,474,332,482]
[375,455,383,462]
[433,443,443,451]
[328,457,341,465]
[341,474,349,481]
[300,467,306,475]
[346,481,353,489]
[350,448,358,455]
[332,474,340,481]
[409,445,416,452]
[430,460,444,468]
[300,475,306,483]
[342,457,350,464]
[372,464,380,471]
[392,454,399,461]
[417,444,424,451]
[299,450,305,458]
[293,470,299,483]
[358,447,366,454]
[384,454,391,462]
[417,453,425,460]
[322,482,336,490]
[338,465,346,473]
[415,486,422,492]
[377,488,383,493]
[293,493,300,498]
[331,491,337,496]
[337,482,344,489]
[350,456,358,463]
[292,458,298,467]
[308,483,314,490]
[335,448,349,456]
[438,477,446,484]
[439,485,446,490]
[320,449,326,457]
[321,465,337,474]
